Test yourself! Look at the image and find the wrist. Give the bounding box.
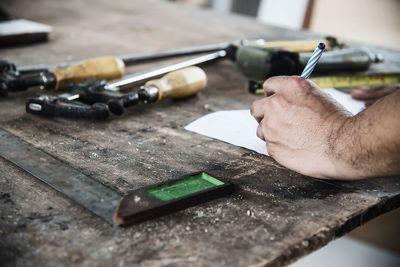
[326,115,366,180]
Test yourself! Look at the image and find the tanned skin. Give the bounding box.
[352,84,400,106]
[250,76,400,180]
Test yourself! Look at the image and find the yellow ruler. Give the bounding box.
[311,73,400,89]
[250,73,400,94]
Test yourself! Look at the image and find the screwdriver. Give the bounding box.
[107,66,207,116]
[0,56,125,96]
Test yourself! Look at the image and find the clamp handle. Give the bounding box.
[26,95,109,120]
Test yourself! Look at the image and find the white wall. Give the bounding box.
[257,0,309,30]
[310,0,400,50]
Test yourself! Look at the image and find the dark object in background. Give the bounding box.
[0,8,51,47]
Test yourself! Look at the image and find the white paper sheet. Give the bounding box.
[185,88,365,155]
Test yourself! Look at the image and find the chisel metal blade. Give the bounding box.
[0,129,121,225]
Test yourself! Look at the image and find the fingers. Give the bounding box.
[256,120,265,141]
[263,76,291,96]
[250,97,268,123]
[351,84,400,101]
[263,76,314,98]
[351,87,386,100]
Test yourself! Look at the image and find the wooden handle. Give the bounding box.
[145,66,207,101]
[257,39,330,53]
[52,56,125,90]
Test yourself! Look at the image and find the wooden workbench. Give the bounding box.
[1,0,399,266]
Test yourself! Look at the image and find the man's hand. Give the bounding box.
[250,76,400,180]
[352,84,400,106]
[250,76,352,179]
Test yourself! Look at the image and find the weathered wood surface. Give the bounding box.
[1,0,400,266]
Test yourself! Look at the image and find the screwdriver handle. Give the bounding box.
[52,56,125,90]
[144,66,207,101]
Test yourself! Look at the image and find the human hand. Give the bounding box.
[351,84,400,106]
[250,76,353,179]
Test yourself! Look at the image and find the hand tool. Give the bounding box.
[115,172,233,226]
[0,129,233,226]
[108,51,223,90]
[15,36,343,74]
[25,79,120,120]
[0,129,120,225]
[26,95,110,120]
[2,37,344,96]
[236,46,383,81]
[23,47,297,119]
[1,35,346,96]
[17,42,231,75]
[107,66,207,116]
[3,50,224,97]
[0,57,125,96]
[25,54,215,119]
[248,73,400,94]
[25,44,374,119]
[26,66,207,119]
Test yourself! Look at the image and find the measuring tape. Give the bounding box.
[249,73,400,94]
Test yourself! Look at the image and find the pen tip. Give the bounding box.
[318,42,326,50]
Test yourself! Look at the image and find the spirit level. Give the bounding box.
[115,172,233,226]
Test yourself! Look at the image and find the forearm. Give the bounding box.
[332,90,400,179]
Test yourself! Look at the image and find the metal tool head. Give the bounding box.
[0,60,56,96]
[68,79,122,104]
[235,46,302,81]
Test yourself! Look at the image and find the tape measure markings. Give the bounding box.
[250,73,400,94]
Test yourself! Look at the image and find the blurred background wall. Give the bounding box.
[170,0,400,50]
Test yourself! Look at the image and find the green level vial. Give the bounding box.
[114,172,233,226]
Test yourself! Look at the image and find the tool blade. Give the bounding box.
[0,129,121,225]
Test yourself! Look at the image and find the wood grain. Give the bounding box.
[0,0,400,266]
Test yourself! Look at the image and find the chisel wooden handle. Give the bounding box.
[107,67,207,116]
[52,56,125,90]
[144,66,207,101]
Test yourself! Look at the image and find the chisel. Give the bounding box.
[107,66,207,116]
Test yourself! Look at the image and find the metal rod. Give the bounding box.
[120,42,230,65]
[17,42,230,74]
[107,50,227,90]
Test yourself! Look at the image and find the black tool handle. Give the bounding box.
[107,92,140,116]
[26,96,109,120]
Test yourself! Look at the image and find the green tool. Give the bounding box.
[115,172,233,226]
